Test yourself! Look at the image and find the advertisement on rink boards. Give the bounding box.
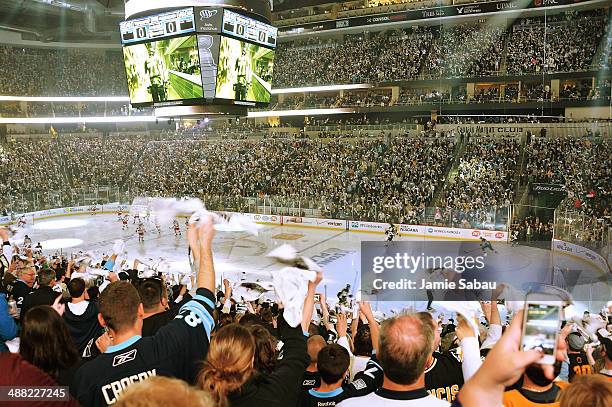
[349,220,389,233]
[282,216,346,230]
[424,226,508,242]
[398,224,426,236]
[396,224,507,241]
[247,213,282,225]
[551,239,610,274]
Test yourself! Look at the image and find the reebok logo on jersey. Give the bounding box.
[112,349,137,366]
[351,378,367,390]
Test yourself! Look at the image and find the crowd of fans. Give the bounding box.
[424,23,504,78]
[0,47,126,96]
[524,137,611,245]
[0,222,611,407]
[124,136,456,222]
[506,12,607,75]
[440,137,520,213]
[510,215,555,246]
[273,29,431,87]
[2,131,609,232]
[273,10,611,88]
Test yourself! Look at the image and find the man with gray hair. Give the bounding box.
[10,265,36,321]
[338,314,449,406]
[20,268,61,320]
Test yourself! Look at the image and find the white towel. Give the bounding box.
[499,284,526,313]
[232,281,272,302]
[143,197,260,235]
[266,244,323,272]
[112,239,125,256]
[436,301,481,337]
[270,266,317,328]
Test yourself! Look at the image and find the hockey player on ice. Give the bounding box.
[385,223,396,244]
[511,230,519,246]
[133,213,140,224]
[17,215,27,228]
[117,210,123,221]
[23,235,32,248]
[479,236,497,256]
[137,223,146,243]
[122,215,129,231]
[173,219,181,237]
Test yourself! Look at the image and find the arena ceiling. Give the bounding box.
[0,0,124,42]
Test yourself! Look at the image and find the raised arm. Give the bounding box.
[187,221,201,266]
[359,301,379,354]
[196,215,216,292]
[221,279,232,313]
[318,293,334,331]
[301,272,322,333]
[489,286,503,326]
[0,227,12,268]
[455,315,482,381]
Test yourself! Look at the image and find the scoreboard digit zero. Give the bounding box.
[222,9,277,48]
[120,8,196,44]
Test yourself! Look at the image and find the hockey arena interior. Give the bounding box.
[0,0,611,406]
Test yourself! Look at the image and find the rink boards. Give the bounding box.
[1,204,609,274]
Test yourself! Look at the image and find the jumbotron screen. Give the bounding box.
[215,36,275,104]
[123,35,204,105]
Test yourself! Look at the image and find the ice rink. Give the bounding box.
[18,213,612,314]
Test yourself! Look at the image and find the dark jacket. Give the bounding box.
[21,286,61,321]
[142,310,174,337]
[63,301,104,357]
[228,314,309,407]
[11,280,34,320]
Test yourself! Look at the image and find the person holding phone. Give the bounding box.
[454,296,570,407]
[501,294,569,406]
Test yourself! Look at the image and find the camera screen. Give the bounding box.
[522,303,561,355]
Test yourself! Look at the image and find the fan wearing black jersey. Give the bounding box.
[302,335,326,390]
[299,343,383,407]
[300,302,383,407]
[418,313,482,403]
[71,215,217,407]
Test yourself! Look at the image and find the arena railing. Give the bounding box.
[304,123,418,132]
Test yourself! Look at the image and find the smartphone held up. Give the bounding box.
[521,293,563,365]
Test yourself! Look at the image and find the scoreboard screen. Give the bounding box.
[120,7,276,107]
[222,9,277,48]
[120,8,196,44]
